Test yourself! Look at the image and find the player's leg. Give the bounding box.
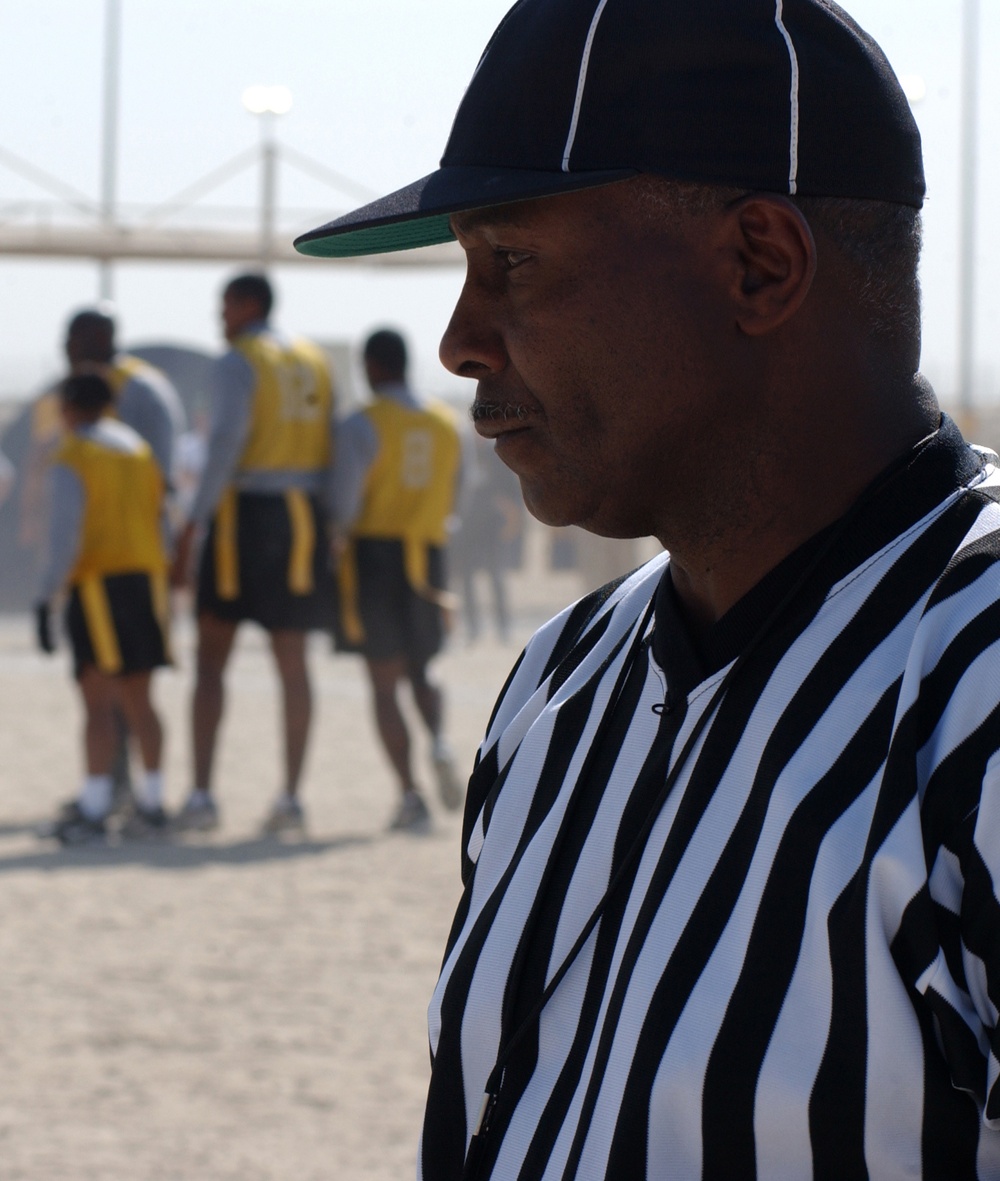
[54,664,117,843]
[192,612,237,788]
[109,708,133,813]
[488,558,511,643]
[353,539,432,830]
[113,670,166,821]
[115,671,162,770]
[461,563,479,642]
[410,656,463,812]
[408,658,442,737]
[79,664,118,780]
[366,655,431,832]
[367,655,414,788]
[262,628,312,833]
[406,572,464,812]
[176,611,237,830]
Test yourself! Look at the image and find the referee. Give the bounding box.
[172,274,336,834]
[295,0,1000,1177]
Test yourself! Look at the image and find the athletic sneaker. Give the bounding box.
[171,793,219,832]
[52,802,107,847]
[119,804,169,840]
[261,796,305,835]
[433,750,464,812]
[389,790,432,834]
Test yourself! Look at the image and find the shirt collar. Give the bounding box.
[651,414,985,695]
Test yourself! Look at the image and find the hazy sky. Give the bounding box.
[1,0,997,406]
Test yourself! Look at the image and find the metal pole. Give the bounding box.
[956,0,979,431]
[99,0,122,300]
[259,113,277,270]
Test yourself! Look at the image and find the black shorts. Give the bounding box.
[335,538,446,667]
[198,491,335,631]
[66,571,170,679]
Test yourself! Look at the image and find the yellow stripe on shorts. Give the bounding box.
[284,489,315,596]
[403,537,459,611]
[214,488,240,600]
[79,576,123,674]
[338,542,365,646]
[403,535,429,598]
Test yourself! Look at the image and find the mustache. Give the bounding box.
[469,399,531,423]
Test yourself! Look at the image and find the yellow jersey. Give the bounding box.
[353,398,460,545]
[338,397,460,627]
[235,334,334,474]
[55,424,166,584]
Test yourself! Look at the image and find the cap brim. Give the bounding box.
[293,165,637,259]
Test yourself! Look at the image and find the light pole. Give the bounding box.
[99,0,122,299]
[957,0,980,431]
[241,85,293,270]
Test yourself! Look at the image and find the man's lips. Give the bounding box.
[469,398,534,438]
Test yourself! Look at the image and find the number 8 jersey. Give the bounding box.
[352,398,460,548]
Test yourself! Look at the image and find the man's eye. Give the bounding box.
[497,249,532,270]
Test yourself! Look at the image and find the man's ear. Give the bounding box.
[725,196,817,337]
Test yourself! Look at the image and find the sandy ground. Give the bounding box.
[0,565,591,1181]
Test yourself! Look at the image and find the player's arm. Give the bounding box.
[35,464,83,652]
[329,413,379,561]
[171,350,253,585]
[0,446,14,508]
[18,392,60,546]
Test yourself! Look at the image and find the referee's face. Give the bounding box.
[441,182,737,543]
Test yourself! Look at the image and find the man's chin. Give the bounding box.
[521,486,646,540]
[518,483,576,531]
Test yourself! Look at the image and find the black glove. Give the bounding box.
[34,601,55,654]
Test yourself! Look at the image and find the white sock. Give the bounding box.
[79,774,113,820]
[432,736,453,763]
[141,770,163,811]
[189,788,211,805]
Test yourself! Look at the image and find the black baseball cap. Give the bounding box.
[295,0,924,260]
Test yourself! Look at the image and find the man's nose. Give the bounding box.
[439,273,506,380]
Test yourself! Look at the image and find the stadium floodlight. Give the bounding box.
[240,87,293,269]
[242,86,293,116]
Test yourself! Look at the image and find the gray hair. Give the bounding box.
[795,195,922,348]
[624,176,922,352]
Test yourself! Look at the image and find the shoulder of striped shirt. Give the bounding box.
[495,466,1000,709]
[496,474,1000,720]
[498,550,669,705]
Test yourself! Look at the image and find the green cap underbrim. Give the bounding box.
[294,213,456,259]
[293,166,637,260]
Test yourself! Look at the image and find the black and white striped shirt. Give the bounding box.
[421,419,1000,1180]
